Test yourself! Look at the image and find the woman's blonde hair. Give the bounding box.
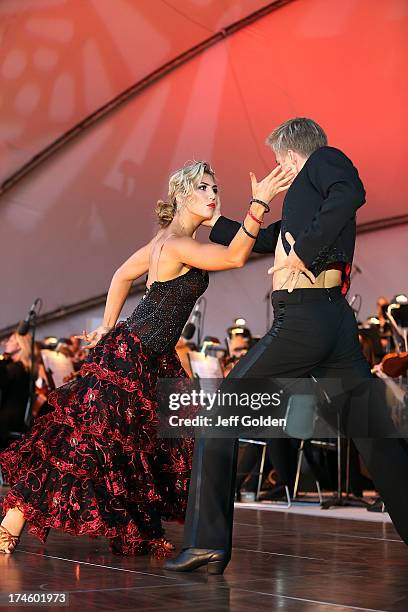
[156,160,216,227]
[11,332,34,372]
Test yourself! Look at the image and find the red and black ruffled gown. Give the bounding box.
[0,268,209,558]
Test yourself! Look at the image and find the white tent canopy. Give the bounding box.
[1,0,407,331]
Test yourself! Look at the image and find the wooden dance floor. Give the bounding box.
[1,491,408,611]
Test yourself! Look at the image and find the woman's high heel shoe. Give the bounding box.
[0,525,20,554]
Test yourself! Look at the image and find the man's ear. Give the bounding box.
[293,151,307,171]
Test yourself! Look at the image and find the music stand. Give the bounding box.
[41,349,74,389]
[387,303,408,352]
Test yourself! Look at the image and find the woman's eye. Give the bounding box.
[198,185,206,190]
[213,188,218,194]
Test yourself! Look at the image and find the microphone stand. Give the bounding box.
[196,297,207,348]
[22,299,42,428]
[24,313,37,428]
[196,312,202,347]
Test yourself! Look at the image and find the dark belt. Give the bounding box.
[272,286,342,304]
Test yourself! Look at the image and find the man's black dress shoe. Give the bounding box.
[164,548,229,574]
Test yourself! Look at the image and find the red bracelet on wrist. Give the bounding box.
[247,208,263,225]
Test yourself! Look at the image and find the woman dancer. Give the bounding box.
[0,160,294,557]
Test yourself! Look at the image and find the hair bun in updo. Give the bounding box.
[155,199,176,228]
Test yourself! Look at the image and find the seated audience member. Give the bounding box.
[223,331,252,376]
[69,334,88,371]
[358,331,377,368]
[0,333,32,448]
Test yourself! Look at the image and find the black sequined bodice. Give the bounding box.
[125,268,209,354]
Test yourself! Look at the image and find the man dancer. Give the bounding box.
[165,118,408,574]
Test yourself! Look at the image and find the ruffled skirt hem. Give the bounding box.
[0,323,192,558]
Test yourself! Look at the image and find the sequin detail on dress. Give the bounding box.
[0,268,208,558]
[126,267,208,353]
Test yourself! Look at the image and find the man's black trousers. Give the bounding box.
[183,287,408,552]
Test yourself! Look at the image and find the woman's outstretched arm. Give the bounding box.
[169,206,265,271]
[170,167,293,271]
[102,241,152,328]
[78,240,152,348]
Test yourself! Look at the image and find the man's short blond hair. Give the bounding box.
[266,117,327,158]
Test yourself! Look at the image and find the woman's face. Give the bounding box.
[183,172,219,220]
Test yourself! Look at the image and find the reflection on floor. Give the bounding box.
[1,486,407,611]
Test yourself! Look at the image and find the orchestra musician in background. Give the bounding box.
[0,333,32,448]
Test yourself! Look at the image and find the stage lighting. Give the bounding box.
[43,336,58,348]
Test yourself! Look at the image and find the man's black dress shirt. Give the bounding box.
[209,146,365,291]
